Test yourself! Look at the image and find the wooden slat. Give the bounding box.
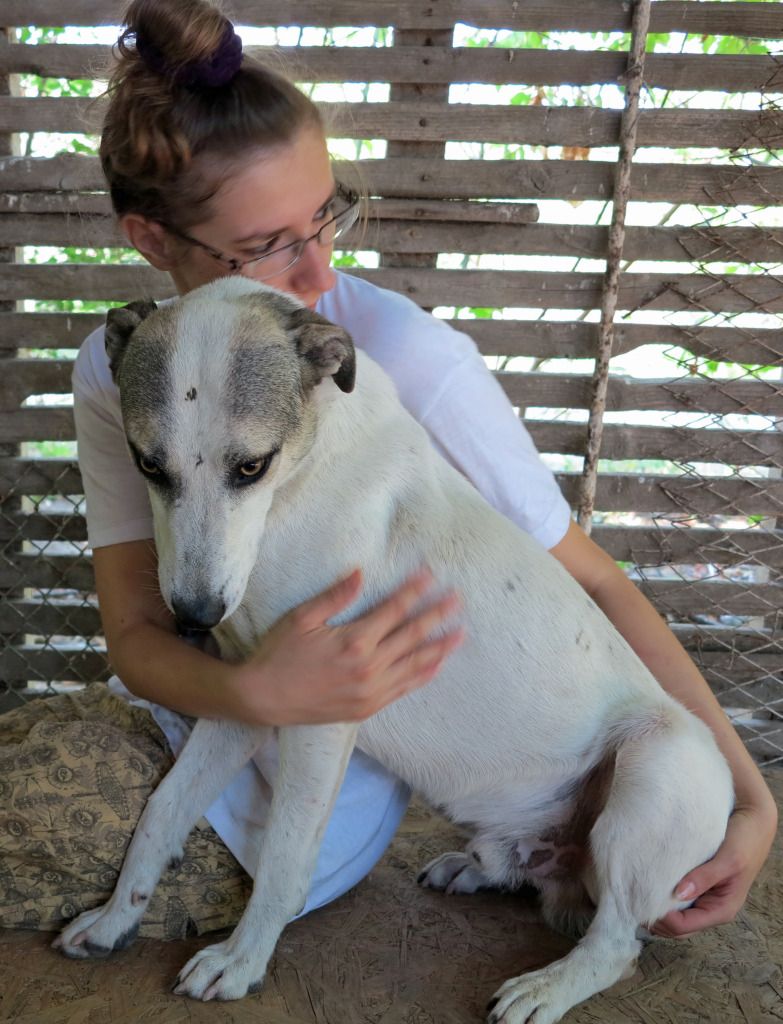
[671,623,783,654]
[3,97,779,151]
[7,216,783,270]
[0,552,95,589]
[2,403,781,469]
[4,43,782,94]
[4,1,783,36]
[463,321,783,367]
[700,656,783,702]
[0,598,101,636]
[1,644,777,691]
[3,359,783,421]
[527,422,783,468]
[3,516,780,575]
[6,154,783,207]
[0,645,107,682]
[0,312,104,348]
[1,312,779,370]
[639,579,783,617]
[5,264,783,318]
[556,472,783,517]
[0,457,82,493]
[0,368,781,430]
[0,408,75,442]
[3,551,778,615]
[508,373,783,417]
[0,358,73,408]
[593,525,783,568]
[3,460,781,516]
[2,517,781,572]
[0,512,87,541]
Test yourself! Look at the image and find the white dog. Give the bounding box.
[56,278,733,1024]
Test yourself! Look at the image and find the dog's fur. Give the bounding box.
[56,278,734,1024]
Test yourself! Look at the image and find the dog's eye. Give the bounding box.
[139,456,161,476]
[235,452,274,485]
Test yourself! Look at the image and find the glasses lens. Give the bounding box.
[334,194,359,239]
[242,245,302,280]
[243,192,360,279]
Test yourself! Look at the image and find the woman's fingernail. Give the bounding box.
[676,882,696,900]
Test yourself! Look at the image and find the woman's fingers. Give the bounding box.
[292,568,364,631]
[379,590,462,665]
[390,627,465,689]
[350,567,438,643]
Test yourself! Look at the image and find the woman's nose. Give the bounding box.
[288,237,336,294]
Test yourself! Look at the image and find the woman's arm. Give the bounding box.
[94,540,463,727]
[549,519,778,935]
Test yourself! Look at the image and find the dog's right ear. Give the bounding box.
[288,307,356,394]
[105,299,158,382]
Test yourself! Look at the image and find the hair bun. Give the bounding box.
[131,20,243,89]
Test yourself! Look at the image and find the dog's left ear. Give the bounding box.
[105,299,158,383]
[289,308,356,394]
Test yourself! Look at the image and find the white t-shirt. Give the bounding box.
[72,271,572,914]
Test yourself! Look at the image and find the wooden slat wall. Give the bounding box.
[1,1,781,759]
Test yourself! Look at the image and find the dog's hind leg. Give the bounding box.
[173,721,357,1002]
[486,707,733,1024]
[54,718,266,960]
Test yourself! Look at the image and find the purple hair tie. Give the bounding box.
[132,21,243,89]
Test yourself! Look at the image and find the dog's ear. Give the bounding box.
[289,308,356,394]
[105,299,158,382]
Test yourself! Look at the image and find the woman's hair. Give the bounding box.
[101,0,324,229]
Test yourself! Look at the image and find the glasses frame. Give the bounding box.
[162,184,360,279]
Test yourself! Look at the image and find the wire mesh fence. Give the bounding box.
[605,54,783,764]
[0,2,781,765]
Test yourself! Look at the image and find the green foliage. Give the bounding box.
[30,441,78,458]
[17,26,65,44]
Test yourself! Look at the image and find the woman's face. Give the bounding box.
[164,125,338,308]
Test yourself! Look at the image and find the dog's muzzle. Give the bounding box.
[176,622,222,658]
[172,593,226,633]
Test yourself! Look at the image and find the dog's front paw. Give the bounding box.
[173,939,266,1001]
[486,966,573,1024]
[52,900,140,960]
[418,851,487,894]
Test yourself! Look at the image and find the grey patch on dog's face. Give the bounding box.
[227,344,303,433]
[115,306,179,447]
[216,299,312,486]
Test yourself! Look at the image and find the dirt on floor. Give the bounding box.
[0,769,781,1024]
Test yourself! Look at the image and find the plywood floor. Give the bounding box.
[1,770,781,1024]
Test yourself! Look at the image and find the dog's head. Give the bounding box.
[105,278,356,631]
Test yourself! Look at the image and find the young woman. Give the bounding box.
[3,0,775,940]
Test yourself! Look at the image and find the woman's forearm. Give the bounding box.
[107,619,248,722]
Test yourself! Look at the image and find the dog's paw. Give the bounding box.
[417,851,488,894]
[486,966,573,1024]
[173,939,265,1001]
[52,901,140,960]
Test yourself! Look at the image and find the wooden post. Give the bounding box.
[576,0,652,534]
[0,20,25,709]
[380,26,452,285]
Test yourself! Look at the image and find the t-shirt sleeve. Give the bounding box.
[417,348,573,550]
[72,328,155,549]
[322,275,572,549]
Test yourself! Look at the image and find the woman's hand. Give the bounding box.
[651,794,778,938]
[229,567,464,727]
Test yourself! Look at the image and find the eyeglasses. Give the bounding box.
[162,184,360,280]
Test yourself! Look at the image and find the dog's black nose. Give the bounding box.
[171,594,226,632]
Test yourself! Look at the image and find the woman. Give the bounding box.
[3,0,775,940]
